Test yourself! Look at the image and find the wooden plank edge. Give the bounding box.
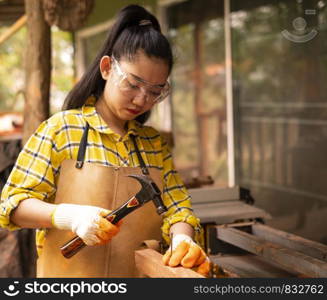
[134,248,205,278]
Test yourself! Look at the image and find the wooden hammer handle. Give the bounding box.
[60,196,140,258]
[60,235,86,258]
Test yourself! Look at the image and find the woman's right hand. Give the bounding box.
[51,203,122,246]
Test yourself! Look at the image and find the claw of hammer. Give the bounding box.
[127,174,167,215]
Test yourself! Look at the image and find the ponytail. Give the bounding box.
[62,4,173,124]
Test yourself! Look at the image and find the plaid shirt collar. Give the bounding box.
[82,95,139,138]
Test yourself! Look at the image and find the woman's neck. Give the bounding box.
[95,97,127,137]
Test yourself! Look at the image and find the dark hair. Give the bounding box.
[62,4,173,124]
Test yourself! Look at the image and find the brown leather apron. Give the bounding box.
[37,123,163,277]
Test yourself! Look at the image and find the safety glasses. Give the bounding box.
[111,56,170,104]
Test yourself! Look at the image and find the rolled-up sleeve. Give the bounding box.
[159,135,204,247]
[0,120,58,230]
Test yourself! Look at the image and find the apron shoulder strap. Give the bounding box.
[75,125,149,175]
[130,134,149,175]
[75,122,89,169]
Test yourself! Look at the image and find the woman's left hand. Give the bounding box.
[162,233,210,277]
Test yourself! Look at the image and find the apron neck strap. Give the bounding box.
[130,134,149,175]
[75,124,149,175]
[75,122,89,169]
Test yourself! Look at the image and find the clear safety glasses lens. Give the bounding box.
[111,57,170,104]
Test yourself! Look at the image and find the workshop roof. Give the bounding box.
[0,0,25,25]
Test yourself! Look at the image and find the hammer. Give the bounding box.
[60,174,167,258]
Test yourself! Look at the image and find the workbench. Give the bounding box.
[134,186,327,278]
[190,186,327,278]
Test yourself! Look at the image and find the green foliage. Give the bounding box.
[0,25,74,114]
[51,27,74,113]
[0,27,26,111]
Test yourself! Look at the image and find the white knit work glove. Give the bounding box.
[162,233,210,276]
[52,203,121,246]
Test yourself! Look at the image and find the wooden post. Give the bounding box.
[194,20,209,176]
[23,0,51,144]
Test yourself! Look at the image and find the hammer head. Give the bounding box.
[128,174,167,215]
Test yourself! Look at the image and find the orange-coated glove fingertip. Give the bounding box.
[97,238,110,246]
[98,217,120,232]
[169,241,190,267]
[99,209,111,217]
[197,260,211,277]
[181,244,201,268]
[95,230,112,245]
[162,250,171,265]
[194,250,206,266]
[108,224,120,237]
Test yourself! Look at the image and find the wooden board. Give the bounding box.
[134,249,205,278]
[216,227,327,277]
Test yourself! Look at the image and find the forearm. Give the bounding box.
[10,198,56,229]
[170,222,194,239]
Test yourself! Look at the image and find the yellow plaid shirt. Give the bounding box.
[0,96,203,255]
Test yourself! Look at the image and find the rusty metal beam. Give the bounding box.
[252,223,327,262]
[216,227,327,277]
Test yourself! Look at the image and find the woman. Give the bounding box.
[0,4,209,277]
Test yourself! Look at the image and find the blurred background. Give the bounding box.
[1,0,327,275]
